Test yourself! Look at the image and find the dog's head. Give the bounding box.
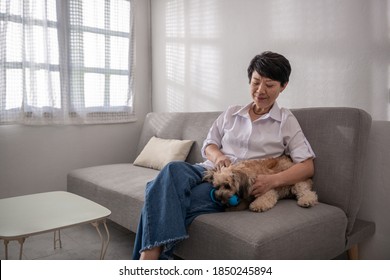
[212,168,251,205]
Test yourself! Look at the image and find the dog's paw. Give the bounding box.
[297,191,318,208]
[249,192,278,212]
[249,200,274,212]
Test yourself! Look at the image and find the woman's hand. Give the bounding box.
[251,158,314,197]
[251,174,280,197]
[204,144,232,170]
[214,155,232,170]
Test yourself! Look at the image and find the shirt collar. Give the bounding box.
[233,102,282,122]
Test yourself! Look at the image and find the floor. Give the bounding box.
[0,220,135,260]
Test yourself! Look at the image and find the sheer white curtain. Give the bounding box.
[0,0,134,125]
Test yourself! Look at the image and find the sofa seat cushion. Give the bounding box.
[67,164,158,231]
[175,200,347,259]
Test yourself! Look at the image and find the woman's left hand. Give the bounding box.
[251,174,279,197]
[251,158,314,197]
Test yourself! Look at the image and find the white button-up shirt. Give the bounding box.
[199,102,315,169]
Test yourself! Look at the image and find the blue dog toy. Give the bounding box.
[210,189,240,207]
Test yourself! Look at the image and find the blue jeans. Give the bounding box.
[132,161,224,259]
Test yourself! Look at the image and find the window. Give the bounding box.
[0,0,134,125]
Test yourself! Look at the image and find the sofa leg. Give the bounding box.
[348,244,359,260]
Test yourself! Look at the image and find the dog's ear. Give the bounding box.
[203,169,215,182]
[233,170,251,199]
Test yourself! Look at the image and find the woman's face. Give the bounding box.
[250,70,287,114]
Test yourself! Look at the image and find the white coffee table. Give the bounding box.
[0,191,111,260]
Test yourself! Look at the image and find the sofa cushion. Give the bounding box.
[133,136,194,170]
[136,112,221,164]
[175,200,348,259]
[67,164,158,231]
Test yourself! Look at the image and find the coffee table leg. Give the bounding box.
[54,229,62,249]
[3,238,25,260]
[4,239,9,260]
[17,238,25,260]
[91,220,110,260]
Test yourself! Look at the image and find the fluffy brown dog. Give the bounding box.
[204,155,318,212]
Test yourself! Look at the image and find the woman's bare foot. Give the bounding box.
[140,246,162,260]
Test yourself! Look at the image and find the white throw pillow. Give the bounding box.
[133,136,194,170]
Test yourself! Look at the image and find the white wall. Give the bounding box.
[151,0,390,121]
[0,0,152,198]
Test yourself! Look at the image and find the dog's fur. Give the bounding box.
[203,156,318,212]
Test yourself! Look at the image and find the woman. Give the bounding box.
[133,51,315,260]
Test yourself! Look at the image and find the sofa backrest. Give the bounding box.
[137,107,372,235]
[291,107,371,234]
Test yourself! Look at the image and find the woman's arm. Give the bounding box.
[204,144,232,170]
[251,158,314,197]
